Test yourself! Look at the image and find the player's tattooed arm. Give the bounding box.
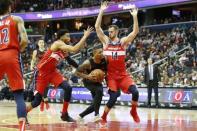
[74,60,91,80]
[14,16,28,52]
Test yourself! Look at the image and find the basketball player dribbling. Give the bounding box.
[26,27,93,122]
[0,0,28,130]
[95,1,140,123]
[75,44,107,123]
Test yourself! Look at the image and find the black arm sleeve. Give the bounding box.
[66,56,78,68]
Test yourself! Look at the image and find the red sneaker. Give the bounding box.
[130,106,140,123]
[40,101,44,112]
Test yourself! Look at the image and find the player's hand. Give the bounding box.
[100,1,108,11]
[86,74,99,82]
[84,26,94,37]
[130,6,138,17]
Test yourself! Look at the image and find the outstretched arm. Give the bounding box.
[95,1,109,47]
[121,7,139,47]
[54,27,93,53]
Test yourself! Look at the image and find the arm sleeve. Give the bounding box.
[66,56,78,68]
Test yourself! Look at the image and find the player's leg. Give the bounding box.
[50,70,75,122]
[40,88,50,111]
[92,84,103,122]
[26,70,48,113]
[43,88,50,109]
[6,56,27,131]
[101,89,119,122]
[119,75,140,123]
[79,90,95,118]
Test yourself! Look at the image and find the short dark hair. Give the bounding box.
[0,0,12,15]
[108,25,119,31]
[56,29,69,39]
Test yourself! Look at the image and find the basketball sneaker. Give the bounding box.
[61,112,76,122]
[76,115,84,124]
[94,115,102,123]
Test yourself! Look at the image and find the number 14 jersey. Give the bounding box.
[103,42,127,77]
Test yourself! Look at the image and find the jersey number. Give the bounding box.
[0,28,9,44]
[112,51,118,60]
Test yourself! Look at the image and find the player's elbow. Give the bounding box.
[95,25,100,30]
[134,27,139,34]
[71,47,79,54]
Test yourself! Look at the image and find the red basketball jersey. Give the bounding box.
[0,15,20,52]
[37,49,68,73]
[103,42,127,75]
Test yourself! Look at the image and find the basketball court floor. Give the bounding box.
[0,101,196,131]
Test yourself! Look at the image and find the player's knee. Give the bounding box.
[31,93,42,108]
[128,85,139,101]
[60,81,72,92]
[60,81,72,101]
[107,90,119,108]
[13,90,26,118]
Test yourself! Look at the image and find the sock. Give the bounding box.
[40,100,44,112]
[19,120,25,131]
[101,111,108,122]
[62,101,69,113]
[130,104,140,123]
[45,101,50,110]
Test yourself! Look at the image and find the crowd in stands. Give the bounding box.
[151,16,192,25]
[127,23,197,87]
[13,0,129,12]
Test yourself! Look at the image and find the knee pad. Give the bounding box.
[31,93,42,108]
[128,85,139,101]
[60,81,72,102]
[106,90,119,108]
[13,90,26,118]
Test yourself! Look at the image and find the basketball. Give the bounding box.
[88,69,105,82]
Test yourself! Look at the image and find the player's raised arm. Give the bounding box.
[121,7,139,47]
[95,1,109,47]
[13,16,28,52]
[58,27,93,53]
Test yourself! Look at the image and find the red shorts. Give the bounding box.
[107,73,135,93]
[0,50,24,91]
[33,69,64,95]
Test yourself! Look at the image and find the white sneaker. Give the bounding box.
[76,115,84,124]
[94,115,102,123]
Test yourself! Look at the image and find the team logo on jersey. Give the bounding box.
[50,53,62,61]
